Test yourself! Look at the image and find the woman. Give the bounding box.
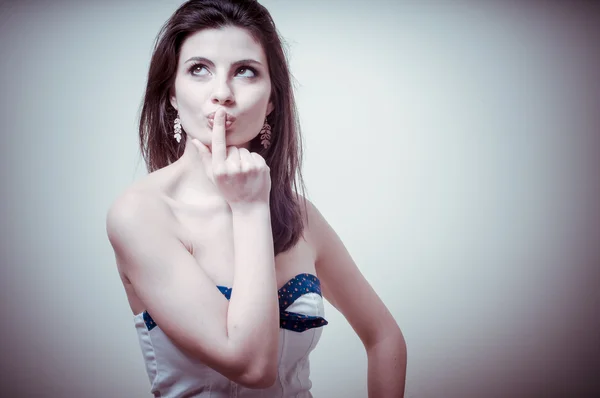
[106,0,407,396]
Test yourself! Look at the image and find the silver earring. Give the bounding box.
[259,118,272,149]
[174,115,182,143]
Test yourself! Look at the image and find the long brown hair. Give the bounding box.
[138,0,307,256]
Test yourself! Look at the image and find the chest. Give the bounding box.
[174,200,317,290]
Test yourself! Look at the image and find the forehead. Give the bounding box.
[179,26,267,64]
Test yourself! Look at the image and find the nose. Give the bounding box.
[210,77,235,106]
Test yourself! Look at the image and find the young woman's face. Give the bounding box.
[170,26,273,149]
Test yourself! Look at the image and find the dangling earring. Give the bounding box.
[259,117,272,149]
[173,115,182,143]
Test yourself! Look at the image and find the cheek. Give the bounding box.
[242,97,270,131]
[177,86,202,109]
[174,78,209,109]
[243,86,271,114]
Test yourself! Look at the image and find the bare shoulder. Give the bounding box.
[107,164,175,222]
[106,188,164,238]
[107,173,164,231]
[301,196,403,346]
[106,170,180,269]
[297,195,328,258]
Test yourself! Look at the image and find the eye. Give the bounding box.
[236,67,257,78]
[189,63,209,76]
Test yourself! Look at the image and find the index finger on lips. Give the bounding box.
[211,108,227,168]
[191,138,211,157]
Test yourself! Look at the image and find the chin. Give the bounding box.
[223,131,256,147]
[229,137,255,149]
[196,126,256,149]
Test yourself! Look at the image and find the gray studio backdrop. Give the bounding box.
[1,0,598,397]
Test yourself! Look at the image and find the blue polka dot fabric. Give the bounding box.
[143,310,157,330]
[143,273,329,333]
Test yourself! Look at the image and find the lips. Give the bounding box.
[207,111,236,130]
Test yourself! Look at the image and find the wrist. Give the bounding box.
[230,201,270,216]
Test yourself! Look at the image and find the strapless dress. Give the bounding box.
[134,273,328,397]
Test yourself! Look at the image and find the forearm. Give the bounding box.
[226,203,279,369]
[366,332,407,398]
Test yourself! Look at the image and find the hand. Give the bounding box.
[191,109,272,209]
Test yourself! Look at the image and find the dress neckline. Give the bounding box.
[216,272,321,291]
[137,272,328,332]
[134,273,322,319]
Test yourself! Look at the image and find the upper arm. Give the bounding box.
[305,199,402,347]
[106,192,249,381]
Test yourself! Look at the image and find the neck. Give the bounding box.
[171,138,222,203]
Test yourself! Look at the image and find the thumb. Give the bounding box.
[191,138,211,157]
[190,138,216,184]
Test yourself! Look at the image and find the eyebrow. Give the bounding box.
[184,56,263,68]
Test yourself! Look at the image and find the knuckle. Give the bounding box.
[213,165,226,176]
[240,163,252,174]
[227,167,240,177]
